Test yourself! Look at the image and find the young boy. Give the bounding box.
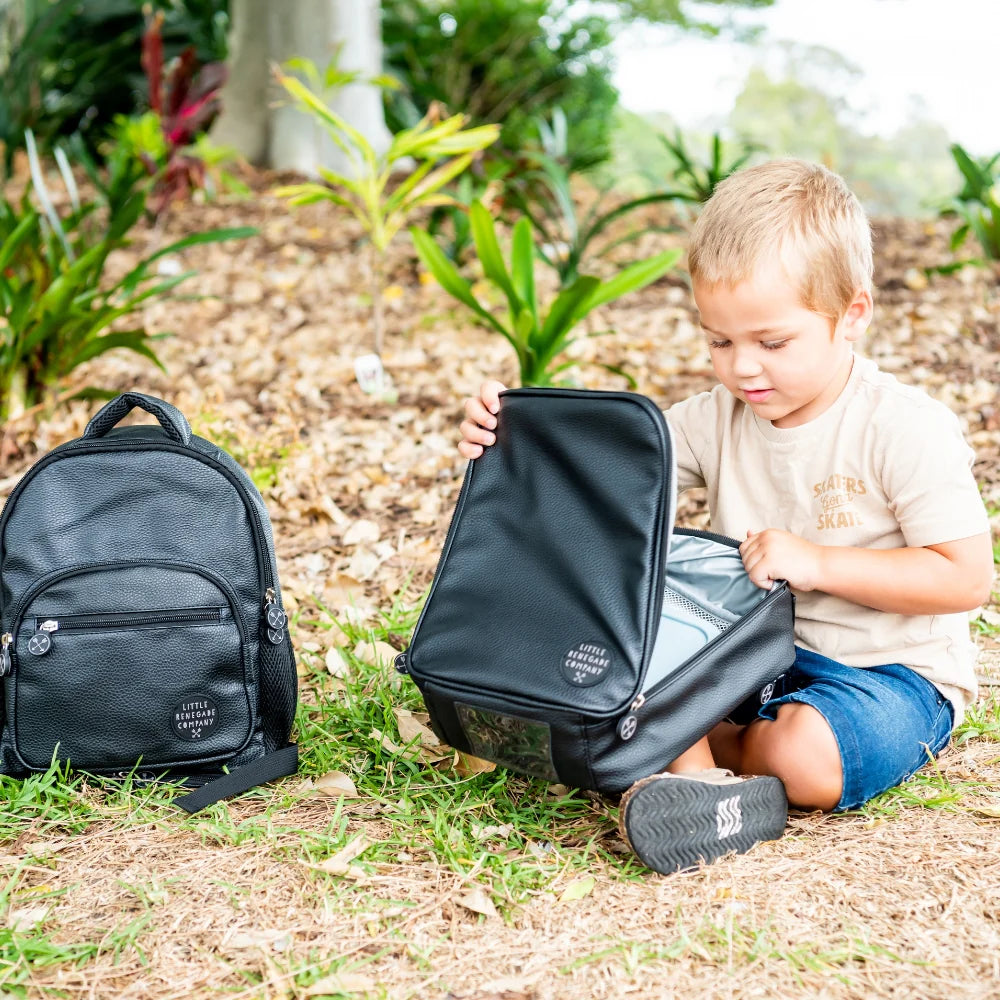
[457,159,995,875]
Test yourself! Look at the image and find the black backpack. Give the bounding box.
[399,388,796,794]
[0,392,298,812]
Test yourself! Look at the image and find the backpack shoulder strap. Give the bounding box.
[173,744,299,813]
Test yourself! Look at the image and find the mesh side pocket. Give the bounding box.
[662,587,732,632]
[259,635,297,751]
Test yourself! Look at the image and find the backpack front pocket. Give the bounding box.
[7,563,252,772]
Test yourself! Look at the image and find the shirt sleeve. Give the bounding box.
[876,400,990,547]
[664,391,716,493]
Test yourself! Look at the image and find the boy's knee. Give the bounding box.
[741,702,843,812]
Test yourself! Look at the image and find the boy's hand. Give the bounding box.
[458,380,508,459]
[740,529,823,592]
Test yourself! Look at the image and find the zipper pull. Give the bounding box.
[262,590,287,645]
[617,693,645,742]
[28,620,58,656]
[394,651,409,674]
[0,633,11,676]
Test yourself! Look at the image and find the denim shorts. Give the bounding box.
[745,647,955,811]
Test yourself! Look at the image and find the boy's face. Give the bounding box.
[693,262,872,429]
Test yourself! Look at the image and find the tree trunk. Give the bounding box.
[211,0,392,177]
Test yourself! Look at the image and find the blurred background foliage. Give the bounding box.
[0,0,228,164]
[0,0,982,220]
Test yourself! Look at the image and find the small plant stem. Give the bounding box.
[5,367,29,421]
[370,246,386,357]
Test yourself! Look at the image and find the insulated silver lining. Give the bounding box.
[643,534,766,693]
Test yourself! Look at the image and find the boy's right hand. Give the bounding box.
[458,380,508,459]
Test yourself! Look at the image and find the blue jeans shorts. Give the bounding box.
[742,647,955,811]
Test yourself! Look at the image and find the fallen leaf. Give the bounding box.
[325,646,349,677]
[558,875,596,903]
[370,728,405,754]
[453,751,496,777]
[8,905,49,932]
[302,972,379,996]
[456,886,498,918]
[470,822,515,841]
[314,771,359,798]
[342,519,381,546]
[322,572,366,608]
[303,835,373,875]
[394,708,443,748]
[353,639,400,667]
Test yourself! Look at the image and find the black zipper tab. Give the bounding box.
[262,591,287,646]
[28,620,57,656]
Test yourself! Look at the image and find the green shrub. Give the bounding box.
[274,58,499,355]
[107,10,244,218]
[0,0,229,170]
[381,0,618,174]
[0,133,254,420]
[656,129,760,205]
[501,145,681,288]
[941,143,1000,260]
[411,200,680,387]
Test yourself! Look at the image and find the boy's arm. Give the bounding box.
[739,529,994,614]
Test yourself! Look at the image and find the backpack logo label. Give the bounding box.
[172,697,219,741]
[561,641,613,687]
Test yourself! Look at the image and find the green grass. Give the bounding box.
[286,593,633,915]
[4,586,1000,996]
[564,920,928,986]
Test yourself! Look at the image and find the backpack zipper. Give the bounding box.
[30,607,223,633]
[23,607,225,656]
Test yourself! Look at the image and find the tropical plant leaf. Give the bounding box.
[580,250,682,315]
[469,201,519,310]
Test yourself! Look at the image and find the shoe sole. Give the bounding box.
[620,774,787,875]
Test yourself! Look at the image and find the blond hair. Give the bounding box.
[687,159,873,322]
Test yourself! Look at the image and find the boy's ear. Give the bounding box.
[840,288,873,342]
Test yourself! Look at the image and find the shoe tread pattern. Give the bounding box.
[621,775,787,874]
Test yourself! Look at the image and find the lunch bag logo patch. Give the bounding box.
[561,641,613,687]
[172,697,219,740]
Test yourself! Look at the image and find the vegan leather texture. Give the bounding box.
[0,392,298,806]
[404,388,796,794]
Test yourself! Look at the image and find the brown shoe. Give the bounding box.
[619,768,787,874]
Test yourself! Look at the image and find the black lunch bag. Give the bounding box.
[397,388,796,794]
[0,392,298,812]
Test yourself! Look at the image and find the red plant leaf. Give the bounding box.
[140,11,165,114]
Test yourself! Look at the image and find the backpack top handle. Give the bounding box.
[83,392,192,446]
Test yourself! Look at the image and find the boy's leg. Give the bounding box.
[709,704,842,810]
[721,649,955,813]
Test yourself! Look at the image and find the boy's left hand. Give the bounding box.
[740,529,823,591]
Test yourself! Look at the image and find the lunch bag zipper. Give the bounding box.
[615,581,787,741]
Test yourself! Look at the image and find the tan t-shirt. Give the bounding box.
[666,354,990,719]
